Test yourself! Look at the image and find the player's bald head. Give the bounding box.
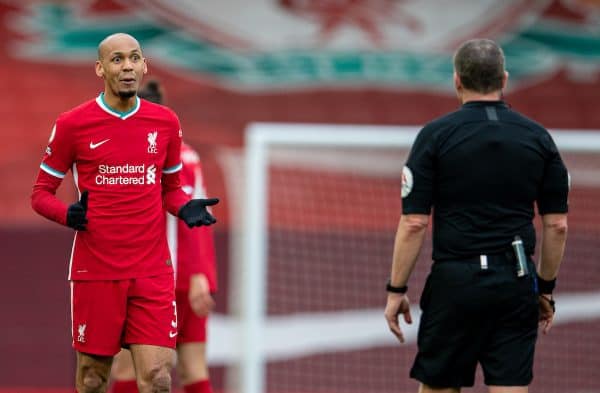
[97,33,142,60]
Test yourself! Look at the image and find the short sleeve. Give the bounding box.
[402,125,436,214]
[537,133,569,215]
[40,120,75,179]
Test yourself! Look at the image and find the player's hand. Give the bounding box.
[189,274,215,316]
[538,294,555,334]
[384,293,412,343]
[66,191,88,231]
[178,198,219,228]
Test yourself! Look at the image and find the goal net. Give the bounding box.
[220,123,600,393]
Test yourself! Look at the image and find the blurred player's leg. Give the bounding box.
[177,342,211,393]
[175,285,212,393]
[110,349,137,393]
[130,344,175,393]
[76,352,113,393]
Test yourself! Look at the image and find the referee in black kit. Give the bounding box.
[384,38,569,393]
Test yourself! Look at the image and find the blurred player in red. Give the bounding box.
[31,33,218,393]
[110,80,217,393]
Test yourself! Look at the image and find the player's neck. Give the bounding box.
[102,91,138,113]
[460,89,503,104]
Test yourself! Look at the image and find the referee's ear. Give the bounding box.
[502,71,509,90]
[453,72,463,101]
[453,72,461,90]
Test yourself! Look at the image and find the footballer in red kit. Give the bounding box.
[37,94,185,280]
[31,33,218,393]
[169,144,217,392]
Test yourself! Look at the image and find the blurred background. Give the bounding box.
[0,0,599,392]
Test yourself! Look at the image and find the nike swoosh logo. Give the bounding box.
[169,331,178,338]
[89,139,110,149]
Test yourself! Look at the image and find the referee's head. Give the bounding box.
[453,38,507,96]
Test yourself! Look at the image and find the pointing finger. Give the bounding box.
[203,198,219,206]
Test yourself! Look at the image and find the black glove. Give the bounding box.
[66,191,88,231]
[178,198,219,228]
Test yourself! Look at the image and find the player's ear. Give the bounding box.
[142,58,148,75]
[502,71,509,90]
[95,60,105,78]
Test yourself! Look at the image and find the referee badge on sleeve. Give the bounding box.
[401,166,413,198]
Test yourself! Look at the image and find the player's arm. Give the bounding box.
[186,226,217,315]
[162,168,190,215]
[196,225,218,291]
[161,118,219,227]
[178,153,217,315]
[162,164,219,228]
[181,223,216,315]
[31,122,89,230]
[31,170,69,225]
[161,112,193,214]
[189,273,215,317]
[191,162,218,292]
[32,172,88,230]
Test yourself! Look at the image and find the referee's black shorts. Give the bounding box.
[410,254,539,388]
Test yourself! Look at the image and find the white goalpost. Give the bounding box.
[238,124,420,393]
[223,123,600,393]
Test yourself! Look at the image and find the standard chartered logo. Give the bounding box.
[146,164,156,184]
[95,163,157,185]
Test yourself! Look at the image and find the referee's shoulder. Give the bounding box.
[503,107,549,135]
[419,108,463,135]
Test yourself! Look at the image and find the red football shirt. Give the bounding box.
[166,143,217,292]
[32,94,189,280]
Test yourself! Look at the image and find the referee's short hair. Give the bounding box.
[453,39,505,94]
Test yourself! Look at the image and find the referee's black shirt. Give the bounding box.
[402,100,569,261]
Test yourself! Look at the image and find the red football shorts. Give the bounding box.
[70,273,177,356]
[175,288,208,343]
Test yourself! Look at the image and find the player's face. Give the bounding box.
[96,39,147,99]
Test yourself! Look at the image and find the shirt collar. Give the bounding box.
[462,100,508,109]
[95,93,140,120]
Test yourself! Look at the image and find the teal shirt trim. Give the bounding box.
[163,163,183,174]
[97,93,140,119]
[40,162,66,178]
